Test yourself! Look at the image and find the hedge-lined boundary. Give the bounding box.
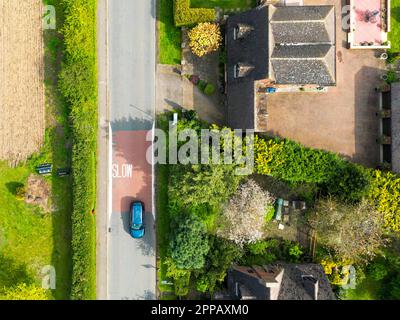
[173,0,216,27]
[255,135,400,232]
[59,0,97,300]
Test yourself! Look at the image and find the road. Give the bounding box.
[104,0,156,300]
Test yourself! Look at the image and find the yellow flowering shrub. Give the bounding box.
[188,23,222,57]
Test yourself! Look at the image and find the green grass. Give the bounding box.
[340,278,382,300]
[190,0,256,9]
[389,0,400,52]
[158,0,182,65]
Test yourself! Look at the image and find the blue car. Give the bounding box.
[130,201,145,239]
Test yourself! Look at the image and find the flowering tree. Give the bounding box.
[309,197,386,263]
[217,179,275,246]
[188,23,222,57]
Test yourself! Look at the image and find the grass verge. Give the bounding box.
[158,0,182,64]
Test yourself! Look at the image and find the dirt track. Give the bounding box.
[0,0,45,165]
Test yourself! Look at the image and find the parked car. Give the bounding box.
[130,201,145,239]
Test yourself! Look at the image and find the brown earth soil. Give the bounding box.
[25,174,52,213]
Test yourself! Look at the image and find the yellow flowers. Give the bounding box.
[188,23,222,57]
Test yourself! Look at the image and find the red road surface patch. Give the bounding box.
[112,130,152,213]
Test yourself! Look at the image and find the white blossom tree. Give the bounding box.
[217,179,275,246]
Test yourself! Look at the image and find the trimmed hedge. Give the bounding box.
[59,0,97,300]
[173,0,216,27]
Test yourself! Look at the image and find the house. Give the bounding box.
[377,82,400,172]
[226,4,336,130]
[227,264,336,300]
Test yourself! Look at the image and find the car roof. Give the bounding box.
[132,202,143,224]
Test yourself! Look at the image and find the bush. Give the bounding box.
[15,186,27,201]
[368,262,389,281]
[188,23,222,57]
[173,0,216,27]
[197,79,207,91]
[1,283,49,300]
[59,0,97,300]
[204,83,216,96]
[265,204,275,223]
[368,170,400,232]
[169,214,210,269]
[323,163,371,203]
[189,74,200,85]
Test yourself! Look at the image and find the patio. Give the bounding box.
[348,0,391,48]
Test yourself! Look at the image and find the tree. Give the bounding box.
[1,283,48,300]
[217,179,275,246]
[188,23,222,57]
[169,214,210,270]
[309,197,386,263]
[169,163,242,207]
[194,237,243,295]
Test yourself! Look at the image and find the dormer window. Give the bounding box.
[234,62,254,79]
[233,23,254,40]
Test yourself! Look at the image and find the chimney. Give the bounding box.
[302,275,319,300]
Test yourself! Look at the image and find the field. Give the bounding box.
[0,0,45,165]
[0,0,73,300]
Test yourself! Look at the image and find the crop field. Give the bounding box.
[0,0,45,165]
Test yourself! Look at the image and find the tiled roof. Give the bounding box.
[271,5,333,21]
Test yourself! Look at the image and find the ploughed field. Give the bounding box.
[0,0,45,165]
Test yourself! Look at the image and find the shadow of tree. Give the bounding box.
[5,182,24,195]
[0,254,33,289]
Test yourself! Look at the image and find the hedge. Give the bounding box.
[59,0,97,300]
[173,0,216,27]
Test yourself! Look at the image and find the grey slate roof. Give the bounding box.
[391,83,400,173]
[271,44,332,58]
[277,263,336,300]
[271,46,336,85]
[227,263,336,300]
[271,22,332,44]
[270,5,336,85]
[270,5,333,21]
[226,5,269,129]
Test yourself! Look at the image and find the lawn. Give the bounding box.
[190,0,256,8]
[158,0,182,65]
[389,0,400,52]
[340,278,382,300]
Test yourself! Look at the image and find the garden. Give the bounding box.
[156,110,400,300]
[157,0,256,65]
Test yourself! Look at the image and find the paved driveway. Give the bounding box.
[108,0,156,300]
[261,0,386,167]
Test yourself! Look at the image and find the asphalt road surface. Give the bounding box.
[107,0,156,300]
